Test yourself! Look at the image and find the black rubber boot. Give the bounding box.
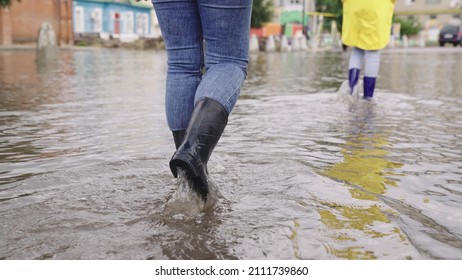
[169,97,228,201]
[172,130,185,150]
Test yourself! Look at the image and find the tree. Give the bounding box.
[315,0,343,32]
[393,17,422,37]
[0,0,20,8]
[251,0,273,28]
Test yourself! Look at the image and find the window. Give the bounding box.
[74,6,85,33]
[91,8,102,33]
[125,12,134,34]
[280,0,301,8]
[136,13,149,35]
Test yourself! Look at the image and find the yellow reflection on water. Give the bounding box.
[318,102,405,259]
[324,134,403,196]
[289,219,302,259]
[319,205,388,237]
[324,244,376,260]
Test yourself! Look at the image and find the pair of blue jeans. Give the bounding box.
[151,0,252,131]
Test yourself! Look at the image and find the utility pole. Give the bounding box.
[302,0,306,36]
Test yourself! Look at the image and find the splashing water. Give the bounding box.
[161,169,220,219]
[337,79,364,103]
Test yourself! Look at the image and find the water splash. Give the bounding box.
[162,169,220,219]
[337,79,364,104]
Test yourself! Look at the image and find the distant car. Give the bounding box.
[439,25,462,47]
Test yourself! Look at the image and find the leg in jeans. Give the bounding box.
[152,0,203,133]
[168,0,252,200]
[195,0,252,112]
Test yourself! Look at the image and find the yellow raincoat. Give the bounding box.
[342,0,396,50]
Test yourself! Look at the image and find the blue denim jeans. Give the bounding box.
[151,0,252,131]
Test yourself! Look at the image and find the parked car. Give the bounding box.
[439,25,462,47]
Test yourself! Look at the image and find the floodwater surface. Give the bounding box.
[0,47,461,259]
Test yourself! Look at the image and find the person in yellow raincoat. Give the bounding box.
[342,0,396,99]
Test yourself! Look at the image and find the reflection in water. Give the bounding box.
[319,99,406,259]
[325,103,403,197]
[0,49,168,187]
[0,50,77,184]
[246,52,348,96]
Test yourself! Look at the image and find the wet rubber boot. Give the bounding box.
[363,76,376,99]
[169,97,228,201]
[348,68,360,95]
[172,130,185,150]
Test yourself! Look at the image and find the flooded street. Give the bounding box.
[1,47,461,259]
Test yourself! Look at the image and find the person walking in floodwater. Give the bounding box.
[342,0,396,99]
[150,0,252,201]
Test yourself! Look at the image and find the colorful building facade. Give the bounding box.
[73,0,153,42]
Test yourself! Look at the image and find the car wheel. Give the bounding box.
[439,42,445,47]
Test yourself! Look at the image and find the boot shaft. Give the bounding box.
[180,98,228,163]
[348,68,360,94]
[363,76,376,99]
[172,130,185,150]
